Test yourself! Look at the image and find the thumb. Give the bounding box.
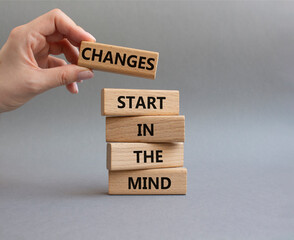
[40,64,94,91]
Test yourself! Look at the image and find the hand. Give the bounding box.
[0,9,95,113]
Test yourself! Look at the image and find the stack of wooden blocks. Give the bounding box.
[78,41,187,195]
[101,88,187,195]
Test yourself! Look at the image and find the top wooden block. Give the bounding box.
[78,41,159,79]
[101,88,179,116]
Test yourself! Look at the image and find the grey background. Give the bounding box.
[0,1,294,239]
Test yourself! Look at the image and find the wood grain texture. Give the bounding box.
[106,116,185,142]
[107,143,184,171]
[101,88,179,116]
[78,41,159,79]
[108,167,187,195]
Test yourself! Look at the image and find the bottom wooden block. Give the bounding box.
[108,167,187,195]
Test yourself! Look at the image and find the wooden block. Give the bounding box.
[78,41,159,79]
[108,167,187,195]
[101,88,179,116]
[107,143,184,171]
[106,116,185,142]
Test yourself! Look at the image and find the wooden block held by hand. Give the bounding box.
[78,41,159,79]
[101,88,179,116]
[107,143,184,171]
[106,116,185,142]
[109,167,187,195]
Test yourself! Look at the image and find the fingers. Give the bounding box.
[39,64,94,92]
[46,31,64,43]
[27,9,95,46]
[47,55,67,68]
[49,39,79,64]
[66,82,79,94]
[47,56,85,94]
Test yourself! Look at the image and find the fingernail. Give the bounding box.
[77,25,96,42]
[77,80,83,83]
[86,32,96,42]
[74,83,79,94]
[77,70,94,81]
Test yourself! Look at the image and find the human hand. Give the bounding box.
[0,9,95,113]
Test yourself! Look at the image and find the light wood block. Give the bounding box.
[106,116,185,142]
[107,143,184,171]
[78,41,159,79]
[108,167,187,195]
[101,88,179,116]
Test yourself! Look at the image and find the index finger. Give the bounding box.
[27,9,96,46]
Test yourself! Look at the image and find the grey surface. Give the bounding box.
[0,1,294,239]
